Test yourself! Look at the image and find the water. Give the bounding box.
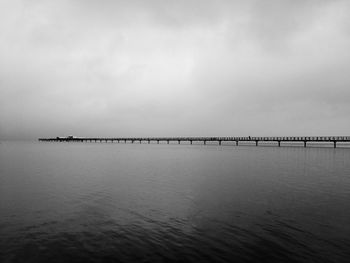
[1,141,350,262]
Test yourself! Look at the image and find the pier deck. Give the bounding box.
[38,136,350,148]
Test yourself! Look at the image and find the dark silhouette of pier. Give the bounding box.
[38,136,350,148]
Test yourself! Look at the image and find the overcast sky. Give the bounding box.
[1,0,350,140]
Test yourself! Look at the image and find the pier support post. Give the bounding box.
[190,141,192,145]
[236,141,238,146]
[167,140,169,144]
[178,140,180,144]
[157,140,159,144]
[304,141,307,148]
[255,141,258,146]
[132,140,134,143]
[334,141,337,148]
[204,141,206,145]
[219,141,221,145]
[148,140,150,144]
[278,141,281,147]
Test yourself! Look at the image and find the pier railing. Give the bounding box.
[39,136,350,148]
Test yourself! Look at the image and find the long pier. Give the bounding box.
[38,136,350,148]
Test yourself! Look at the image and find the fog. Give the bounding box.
[1,0,350,140]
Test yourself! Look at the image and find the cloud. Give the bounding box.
[1,0,350,139]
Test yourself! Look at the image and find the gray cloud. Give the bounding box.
[1,0,350,140]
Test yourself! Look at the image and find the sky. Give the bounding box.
[1,0,350,140]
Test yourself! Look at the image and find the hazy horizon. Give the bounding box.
[1,0,350,140]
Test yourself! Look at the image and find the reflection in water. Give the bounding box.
[1,141,350,262]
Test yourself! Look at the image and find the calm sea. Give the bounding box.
[1,141,350,262]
